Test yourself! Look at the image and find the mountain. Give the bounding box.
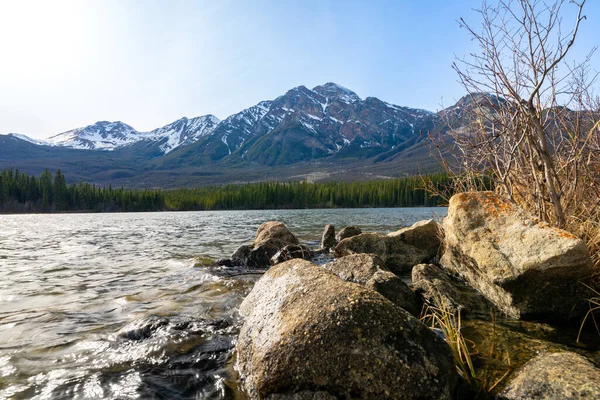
[159,83,437,168]
[38,115,220,154]
[1,82,455,187]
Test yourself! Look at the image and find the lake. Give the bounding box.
[0,208,445,399]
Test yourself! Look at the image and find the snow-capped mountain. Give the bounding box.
[40,115,220,154]
[5,82,438,164]
[176,82,437,165]
[46,121,139,151]
[2,82,480,186]
[145,115,220,154]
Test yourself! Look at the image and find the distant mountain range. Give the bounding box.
[0,83,467,188]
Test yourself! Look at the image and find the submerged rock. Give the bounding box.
[461,319,566,396]
[231,222,303,268]
[336,226,362,242]
[320,224,337,251]
[412,263,497,319]
[388,219,442,259]
[323,254,418,315]
[334,232,430,275]
[499,352,600,399]
[441,191,593,320]
[236,259,457,400]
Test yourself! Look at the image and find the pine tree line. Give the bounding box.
[0,168,452,213]
[0,168,163,213]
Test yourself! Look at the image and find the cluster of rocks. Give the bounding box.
[225,191,600,399]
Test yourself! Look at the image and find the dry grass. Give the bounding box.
[421,302,477,385]
[577,283,600,343]
[421,302,514,397]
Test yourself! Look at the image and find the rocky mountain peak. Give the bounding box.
[313,82,361,103]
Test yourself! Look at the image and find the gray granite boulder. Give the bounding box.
[323,254,418,315]
[388,219,442,260]
[500,352,600,399]
[336,226,362,242]
[236,259,457,400]
[334,232,430,275]
[412,263,497,319]
[320,224,337,251]
[231,221,302,268]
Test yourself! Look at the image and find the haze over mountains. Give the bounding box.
[0,83,460,188]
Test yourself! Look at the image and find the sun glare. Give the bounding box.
[0,0,86,82]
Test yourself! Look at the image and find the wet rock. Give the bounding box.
[215,258,233,267]
[499,352,600,399]
[118,316,170,340]
[334,232,430,275]
[388,219,441,259]
[412,263,497,319]
[323,254,418,315]
[231,245,252,267]
[461,319,567,396]
[336,225,362,242]
[271,244,313,265]
[231,222,302,268]
[320,224,337,251]
[441,191,594,320]
[237,259,457,400]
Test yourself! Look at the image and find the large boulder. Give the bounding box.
[237,259,457,400]
[388,219,442,259]
[336,226,362,242]
[412,263,497,319]
[323,254,418,315]
[441,191,594,320]
[320,224,337,251]
[231,222,301,268]
[334,232,430,275]
[254,221,299,249]
[499,352,600,399]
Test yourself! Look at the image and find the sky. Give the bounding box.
[1,0,599,139]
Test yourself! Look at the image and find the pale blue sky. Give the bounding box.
[0,0,598,138]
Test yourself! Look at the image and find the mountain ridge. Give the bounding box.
[1,82,469,187]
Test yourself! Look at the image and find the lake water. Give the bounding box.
[0,208,445,399]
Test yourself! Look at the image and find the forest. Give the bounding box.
[0,168,451,213]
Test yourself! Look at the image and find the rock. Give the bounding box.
[412,263,497,319]
[271,244,313,265]
[215,258,233,267]
[334,232,430,275]
[388,219,441,259]
[441,191,594,320]
[336,225,362,242]
[231,222,302,268]
[499,352,600,399]
[237,259,457,400]
[254,221,300,248]
[323,254,418,315]
[231,244,252,266]
[118,316,169,340]
[461,319,567,396]
[267,392,337,400]
[320,224,337,250]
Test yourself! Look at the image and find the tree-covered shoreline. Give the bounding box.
[0,168,451,213]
